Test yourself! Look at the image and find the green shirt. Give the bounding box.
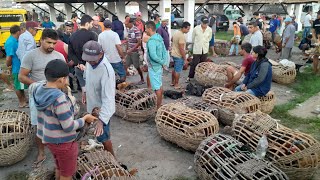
[156,21,161,29]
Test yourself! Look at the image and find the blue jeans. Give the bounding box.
[111,62,126,78]
[303,27,311,39]
[229,44,239,55]
[172,56,184,73]
[234,84,256,96]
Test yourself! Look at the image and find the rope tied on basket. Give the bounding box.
[81,166,100,180]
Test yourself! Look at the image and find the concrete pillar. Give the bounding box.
[64,3,73,21]
[108,2,115,19]
[84,2,95,16]
[138,0,148,21]
[218,4,224,14]
[184,0,195,42]
[116,1,126,22]
[295,4,303,32]
[243,5,251,24]
[179,5,184,15]
[48,3,57,23]
[252,5,260,13]
[159,0,171,31]
[287,4,295,16]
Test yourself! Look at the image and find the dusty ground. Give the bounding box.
[0,46,319,180]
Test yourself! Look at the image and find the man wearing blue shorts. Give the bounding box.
[171,22,191,89]
[82,41,116,157]
[145,21,167,109]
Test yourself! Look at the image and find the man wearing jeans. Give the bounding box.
[171,22,190,89]
[303,10,312,39]
[98,20,126,82]
[187,17,212,82]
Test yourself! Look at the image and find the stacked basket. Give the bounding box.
[115,88,157,123]
[0,109,33,166]
[155,102,219,151]
[195,62,228,87]
[272,65,296,84]
[258,91,276,114]
[214,40,230,56]
[194,134,289,180]
[202,87,261,126]
[232,111,320,180]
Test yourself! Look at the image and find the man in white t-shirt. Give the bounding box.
[303,10,312,39]
[248,22,263,47]
[98,20,126,81]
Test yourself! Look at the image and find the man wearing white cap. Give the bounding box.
[280,17,295,60]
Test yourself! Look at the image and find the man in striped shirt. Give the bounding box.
[32,59,96,179]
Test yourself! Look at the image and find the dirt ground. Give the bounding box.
[0,46,319,180]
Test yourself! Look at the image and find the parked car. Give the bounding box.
[195,14,229,31]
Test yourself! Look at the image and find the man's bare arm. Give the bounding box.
[19,68,35,85]
[116,44,125,58]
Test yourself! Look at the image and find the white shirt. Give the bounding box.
[85,57,115,125]
[192,25,212,54]
[16,31,36,61]
[98,29,122,63]
[249,30,263,47]
[304,14,312,27]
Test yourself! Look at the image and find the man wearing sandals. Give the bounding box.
[19,29,65,168]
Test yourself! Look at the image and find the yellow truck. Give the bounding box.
[0,8,42,50]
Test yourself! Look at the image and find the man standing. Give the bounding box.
[125,18,144,84]
[41,16,56,29]
[252,12,264,31]
[269,14,280,42]
[135,11,145,32]
[91,16,102,35]
[99,20,126,82]
[62,21,74,44]
[19,29,65,168]
[71,13,79,32]
[154,14,161,29]
[82,41,116,157]
[156,19,170,67]
[16,21,39,61]
[303,10,312,39]
[225,43,255,90]
[229,22,241,56]
[187,17,212,82]
[5,25,28,108]
[69,14,97,98]
[145,21,167,109]
[171,22,191,89]
[311,11,320,73]
[280,17,296,60]
[32,9,38,22]
[249,22,263,47]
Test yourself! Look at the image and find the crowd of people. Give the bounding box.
[0,9,320,179]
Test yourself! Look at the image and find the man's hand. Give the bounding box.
[241,84,247,91]
[94,120,104,137]
[82,92,86,105]
[67,60,74,67]
[127,49,132,55]
[77,64,86,71]
[184,59,188,66]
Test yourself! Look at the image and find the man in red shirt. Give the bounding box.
[135,11,145,32]
[225,43,255,89]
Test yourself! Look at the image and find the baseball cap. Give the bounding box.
[135,11,142,16]
[201,17,209,24]
[82,41,103,62]
[284,17,292,22]
[253,12,259,16]
[65,21,74,27]
[45,59,69,80]
[154,14,161,18]
[103,20,112,28]
[26,21,40,29]
[161,18,169,22]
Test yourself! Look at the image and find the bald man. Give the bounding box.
[91,16,102,35]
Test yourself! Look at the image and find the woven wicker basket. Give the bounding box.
[258,91,276,114]
[180,97,219,118]
[214,40,230,56]
[232,111,320,180]
[76,150,135,180]
[194,134,289,180]
[219,61,241,69]
[115,88,157,123]
[0,109,33,166]
[202,87,261,126]
[28,167,55,180]
[195,62,228,87]
[272,65,296,84]
[155,102,219,151]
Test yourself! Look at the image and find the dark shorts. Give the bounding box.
[13,73,28,90]
[126,52,140,69]
[96,122,111,143]
[111,62,126,78]
[209,34,215,47]
[47,142,78,177]
[173,56,184,73]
